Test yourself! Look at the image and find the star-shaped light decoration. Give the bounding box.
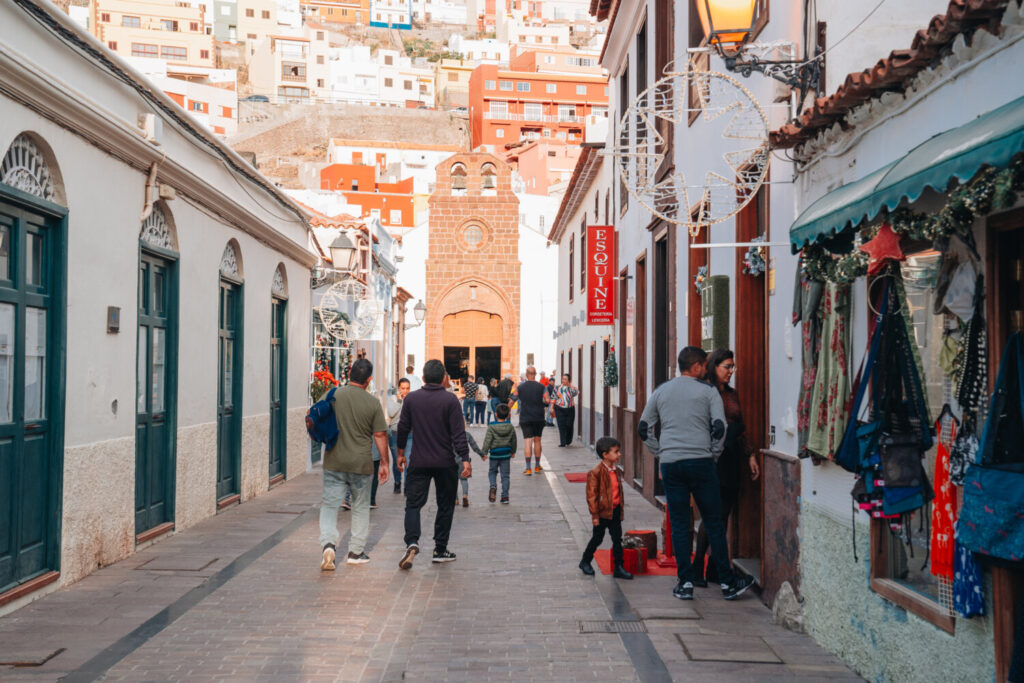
[858,222,905,276]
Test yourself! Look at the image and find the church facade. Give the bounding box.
[425,153,520,385]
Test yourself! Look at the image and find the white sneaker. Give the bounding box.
[320,546,336,571]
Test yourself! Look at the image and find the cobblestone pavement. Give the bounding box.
[0,422,859,682]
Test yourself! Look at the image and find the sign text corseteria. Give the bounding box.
[587,225,615,325]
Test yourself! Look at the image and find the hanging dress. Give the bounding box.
[806,282,852,460]
[930,418,958,580]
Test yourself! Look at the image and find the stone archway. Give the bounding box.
[427,277,519,381]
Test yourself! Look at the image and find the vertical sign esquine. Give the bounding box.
[587,225,615,325]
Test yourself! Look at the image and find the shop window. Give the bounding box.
[868,247,955,634]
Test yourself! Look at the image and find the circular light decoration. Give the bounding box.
[611,60,770,236]
[316,277,382,341]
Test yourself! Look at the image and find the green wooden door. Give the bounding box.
[269,296,286,479]
[135,252,176,534]
[217,279,242,501]
[0,201,58,592]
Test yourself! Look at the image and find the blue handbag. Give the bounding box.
[956,333,1024,562]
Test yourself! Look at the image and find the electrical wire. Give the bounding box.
[12,0,306,225]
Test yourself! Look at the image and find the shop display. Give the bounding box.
[957,333,1024,563]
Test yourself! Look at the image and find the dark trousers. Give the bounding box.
[475,401,486,422]
[582,506,623,565]
[371,460,380,506]
[693,485,738,581]
[554,405,574,445]
[403,465,459,551]
[661,458,736,585]
[463,398,475,424]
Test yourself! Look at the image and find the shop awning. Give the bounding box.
[790,94,1024,252]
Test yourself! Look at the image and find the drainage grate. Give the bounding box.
[578,620,647,634]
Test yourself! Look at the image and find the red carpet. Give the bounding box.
[593,549,679,576]
[564,472,588,483]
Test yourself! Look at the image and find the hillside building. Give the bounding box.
[90,0,215,68]
[248,25,331,100]
[467,58,608,150]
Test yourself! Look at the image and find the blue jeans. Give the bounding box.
[475,400,486,423]
[661,458,736,585]
[320,469,373,554]
[488,458,510,497]
[389,432,412,487]
[464,397,475,423]
[488,398,500,423]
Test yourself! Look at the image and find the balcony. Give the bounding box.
[483,112,560,122]
[281,72,307,83]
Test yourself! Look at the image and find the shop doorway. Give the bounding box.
[732,186,768,580]
[217,278,243,503]
[474,346,501,383]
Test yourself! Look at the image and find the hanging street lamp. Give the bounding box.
[328,231,359,273]
[697,0,821,97]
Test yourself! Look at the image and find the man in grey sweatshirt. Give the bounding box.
[639,346,753,602]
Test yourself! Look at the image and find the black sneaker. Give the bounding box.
[673,581,694,600]
[399,544,419,570]
[346,552,370,565]
[500,496,509,504]
[432,549,457,563]
[393,483,402,493]
[579,560,595,576]
[722,575,755,601]
[613,565,634,580]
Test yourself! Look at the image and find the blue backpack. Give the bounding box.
[305,386,339,450]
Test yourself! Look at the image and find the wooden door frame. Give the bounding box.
[634,252,648,490]
[589,342,595,445]
[577,344,583,438]
[136,245,179,537]
[217,276,244,505]
[269,293,287,482]
[0,184,68,589]
[985,205,1024,682]
[733,185,768,567]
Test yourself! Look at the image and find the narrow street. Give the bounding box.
[0,426,855,682]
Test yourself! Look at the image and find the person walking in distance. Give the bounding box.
[397,360,471,569]
[552,374,579,447]
[462,376,478,425]
[319,358,390,570]
[494,374,515,407]
[403,365,423,391]
[639,347,754,601]
[387,379,412,494]
[474,377,489,425]
[487,378,500,422]
[512,366,549,475]
[579,437,633,580]
[477,402,517,503]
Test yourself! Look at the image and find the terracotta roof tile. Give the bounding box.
[771,0,1009,149]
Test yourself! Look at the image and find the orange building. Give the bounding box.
[299,0,368,23]
[319,163,415,230]
[468,58,608,151]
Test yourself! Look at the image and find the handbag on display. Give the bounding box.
[957,333,1024,562]
[948,412,979,486]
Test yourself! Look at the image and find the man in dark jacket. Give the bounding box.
[494,375,515,405]
[396,359,471,569]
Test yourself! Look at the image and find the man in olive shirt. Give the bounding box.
[320,358,390,570]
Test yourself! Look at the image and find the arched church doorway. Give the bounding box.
[442,310,503,384]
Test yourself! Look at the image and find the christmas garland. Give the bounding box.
[802,156,1024,282]
[603,347,618,388]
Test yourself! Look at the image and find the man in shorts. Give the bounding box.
[512,366,549,475]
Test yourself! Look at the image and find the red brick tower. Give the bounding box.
[426,153,520,384]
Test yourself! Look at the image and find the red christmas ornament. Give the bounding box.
[859,222,905,276]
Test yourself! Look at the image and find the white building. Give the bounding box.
[248,24,331,100]
[411,0,466,25]
[447,34,509,64]
[326,138,462,195]
[0,0,313,607]
[326,47,435,107]
[369,0,412,29]
[127,58,239,136]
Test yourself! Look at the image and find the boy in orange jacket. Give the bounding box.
[579,437,633,580]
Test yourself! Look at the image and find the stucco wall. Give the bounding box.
[60,438,136,585]
[802,504,994,682]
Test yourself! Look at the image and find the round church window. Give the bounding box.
[463,225,484,248]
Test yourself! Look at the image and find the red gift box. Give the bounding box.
[622,547,648,575]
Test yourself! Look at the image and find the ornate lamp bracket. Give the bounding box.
[722,46,822,104]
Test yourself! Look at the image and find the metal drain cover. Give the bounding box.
[578,620,647,633]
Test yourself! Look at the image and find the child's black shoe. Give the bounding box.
[579,560,595,576]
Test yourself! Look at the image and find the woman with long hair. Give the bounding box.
[693,349,759,585]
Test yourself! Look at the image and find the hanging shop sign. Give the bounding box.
[587,225,616,325]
